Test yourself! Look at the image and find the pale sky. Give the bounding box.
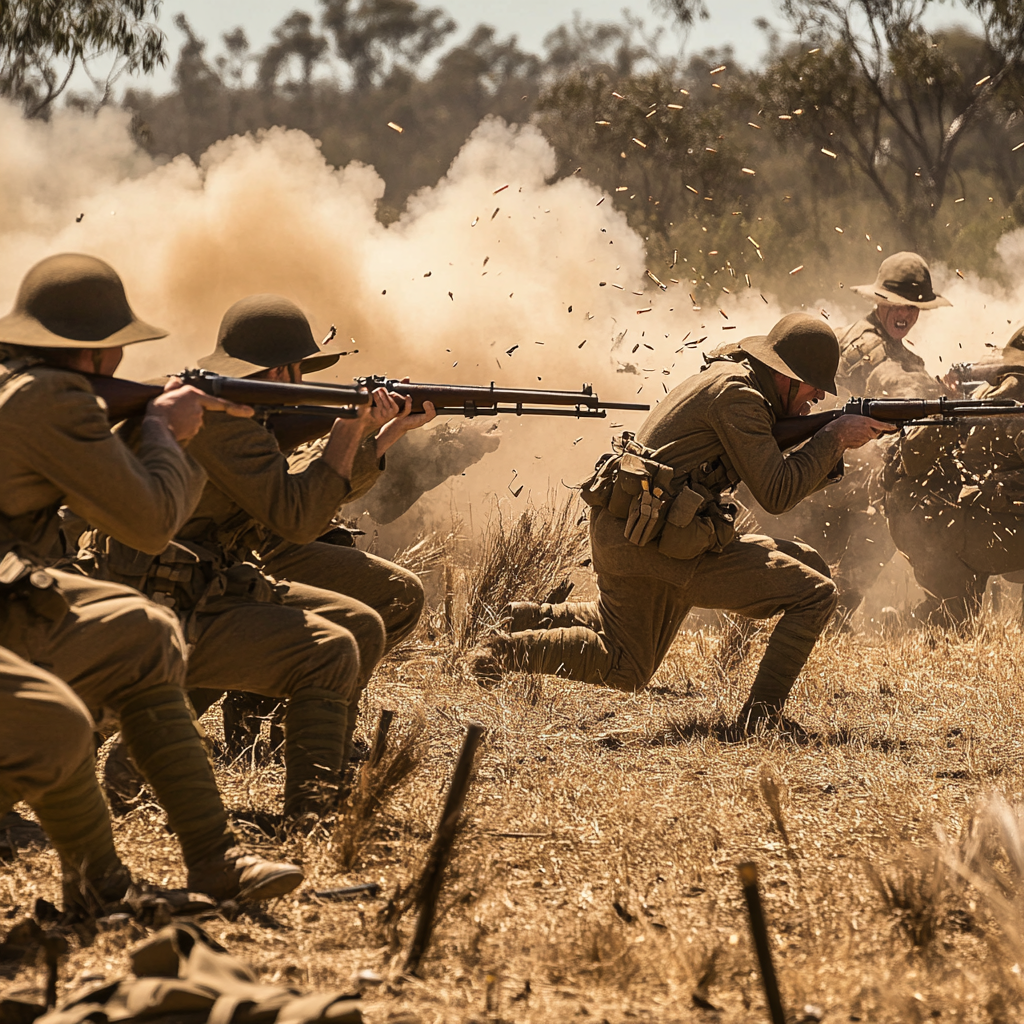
[129,0,981,94]
[139,0,778,91]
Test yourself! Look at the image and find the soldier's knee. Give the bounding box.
[352,605,386,669]
[307,622,364,695]
[792,541,832,578]
[398,567,426,621]
[102,596,188,698]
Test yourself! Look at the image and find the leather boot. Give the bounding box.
[119,685,304,902]
[186,847,304,902]
[283,687,350,819]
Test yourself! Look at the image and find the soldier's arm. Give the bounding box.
[288,434,384,505]
[708,381,847,516]
[186,414,357,545]
[12,373,206,555]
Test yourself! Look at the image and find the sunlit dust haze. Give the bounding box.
[2,100,1023,522]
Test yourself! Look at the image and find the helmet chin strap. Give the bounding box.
[787,376,801,414]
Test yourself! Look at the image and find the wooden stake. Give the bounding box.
[737,861,786,1024]
[370,709,395,768]
[404,722,486,975]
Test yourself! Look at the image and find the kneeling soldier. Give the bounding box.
[470,313,893,731]
[83,295,431,819]
[0,254,303,902]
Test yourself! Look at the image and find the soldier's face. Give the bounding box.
[788,380,826,417]
[877,303,919,341]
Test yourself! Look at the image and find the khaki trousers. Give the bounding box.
[264,540,424,661]
[186,580,368,702]
[0,570,188,717]
[0,648,95,814]
[511,508,837,697]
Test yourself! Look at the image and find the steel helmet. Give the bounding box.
[851,252,951,309]
[197,294,339,378]
[739,312,839,395]
[0,253,166,348]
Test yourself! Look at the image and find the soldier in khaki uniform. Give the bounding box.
[755,253,952,620]
[0,253,302,903]
[0,651,127,909]
[86,295,433,819]
[884,327,1024,625]
[470,314,894,730]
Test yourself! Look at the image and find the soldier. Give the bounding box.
[469,313,893,731]
[884,326,1024,626]
[0,253,302,904]
[85,294,433,819]
[754,252,952,621]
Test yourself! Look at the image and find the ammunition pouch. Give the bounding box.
[77,533,283,643]
[658,485,736,560]
[578,434,737,560]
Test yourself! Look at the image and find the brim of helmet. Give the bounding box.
[0,311,168,348]
[739,334,838,396]
[196,349,340,378]
[850,283,952,309]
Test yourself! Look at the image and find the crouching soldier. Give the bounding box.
[83,294,432,820]
[0,253,303,902]
[469,313,893,732]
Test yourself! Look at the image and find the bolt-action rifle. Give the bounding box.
[83,368,369,424]
[949,360,1024,393]
[86,371,649,450]
[318,376,650,418]
[772,396,1024,452]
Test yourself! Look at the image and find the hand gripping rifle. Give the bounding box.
[949,360,1024,394]
[772,396,1024,452]
[82,367,369,439]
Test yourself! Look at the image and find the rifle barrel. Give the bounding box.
[333,376,649,414]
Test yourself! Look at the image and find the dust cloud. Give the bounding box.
[1,99,1022,541]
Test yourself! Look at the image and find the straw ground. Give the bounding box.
[4,498,1024,1023]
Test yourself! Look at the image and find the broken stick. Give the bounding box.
[404,721,486,974]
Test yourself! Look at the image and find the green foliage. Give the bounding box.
[0,0,165,115]
[111,0,1024,300]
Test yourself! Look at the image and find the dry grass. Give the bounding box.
[5,500,1024,1022]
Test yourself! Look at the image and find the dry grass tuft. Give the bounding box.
[439,494,588,653]
[332,712,429,872]
[862,852,950,949]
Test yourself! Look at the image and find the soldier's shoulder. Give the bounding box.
[0,362,97,406]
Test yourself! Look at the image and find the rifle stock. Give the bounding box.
[82,369,368,423]
[772,396,1024,451]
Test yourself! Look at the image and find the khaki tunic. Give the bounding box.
[84,417,394,703]
[837,312,937,397]
[518,357,843,694]
[0,359,202,719]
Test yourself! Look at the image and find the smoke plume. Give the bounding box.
[1,100,1022,532]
